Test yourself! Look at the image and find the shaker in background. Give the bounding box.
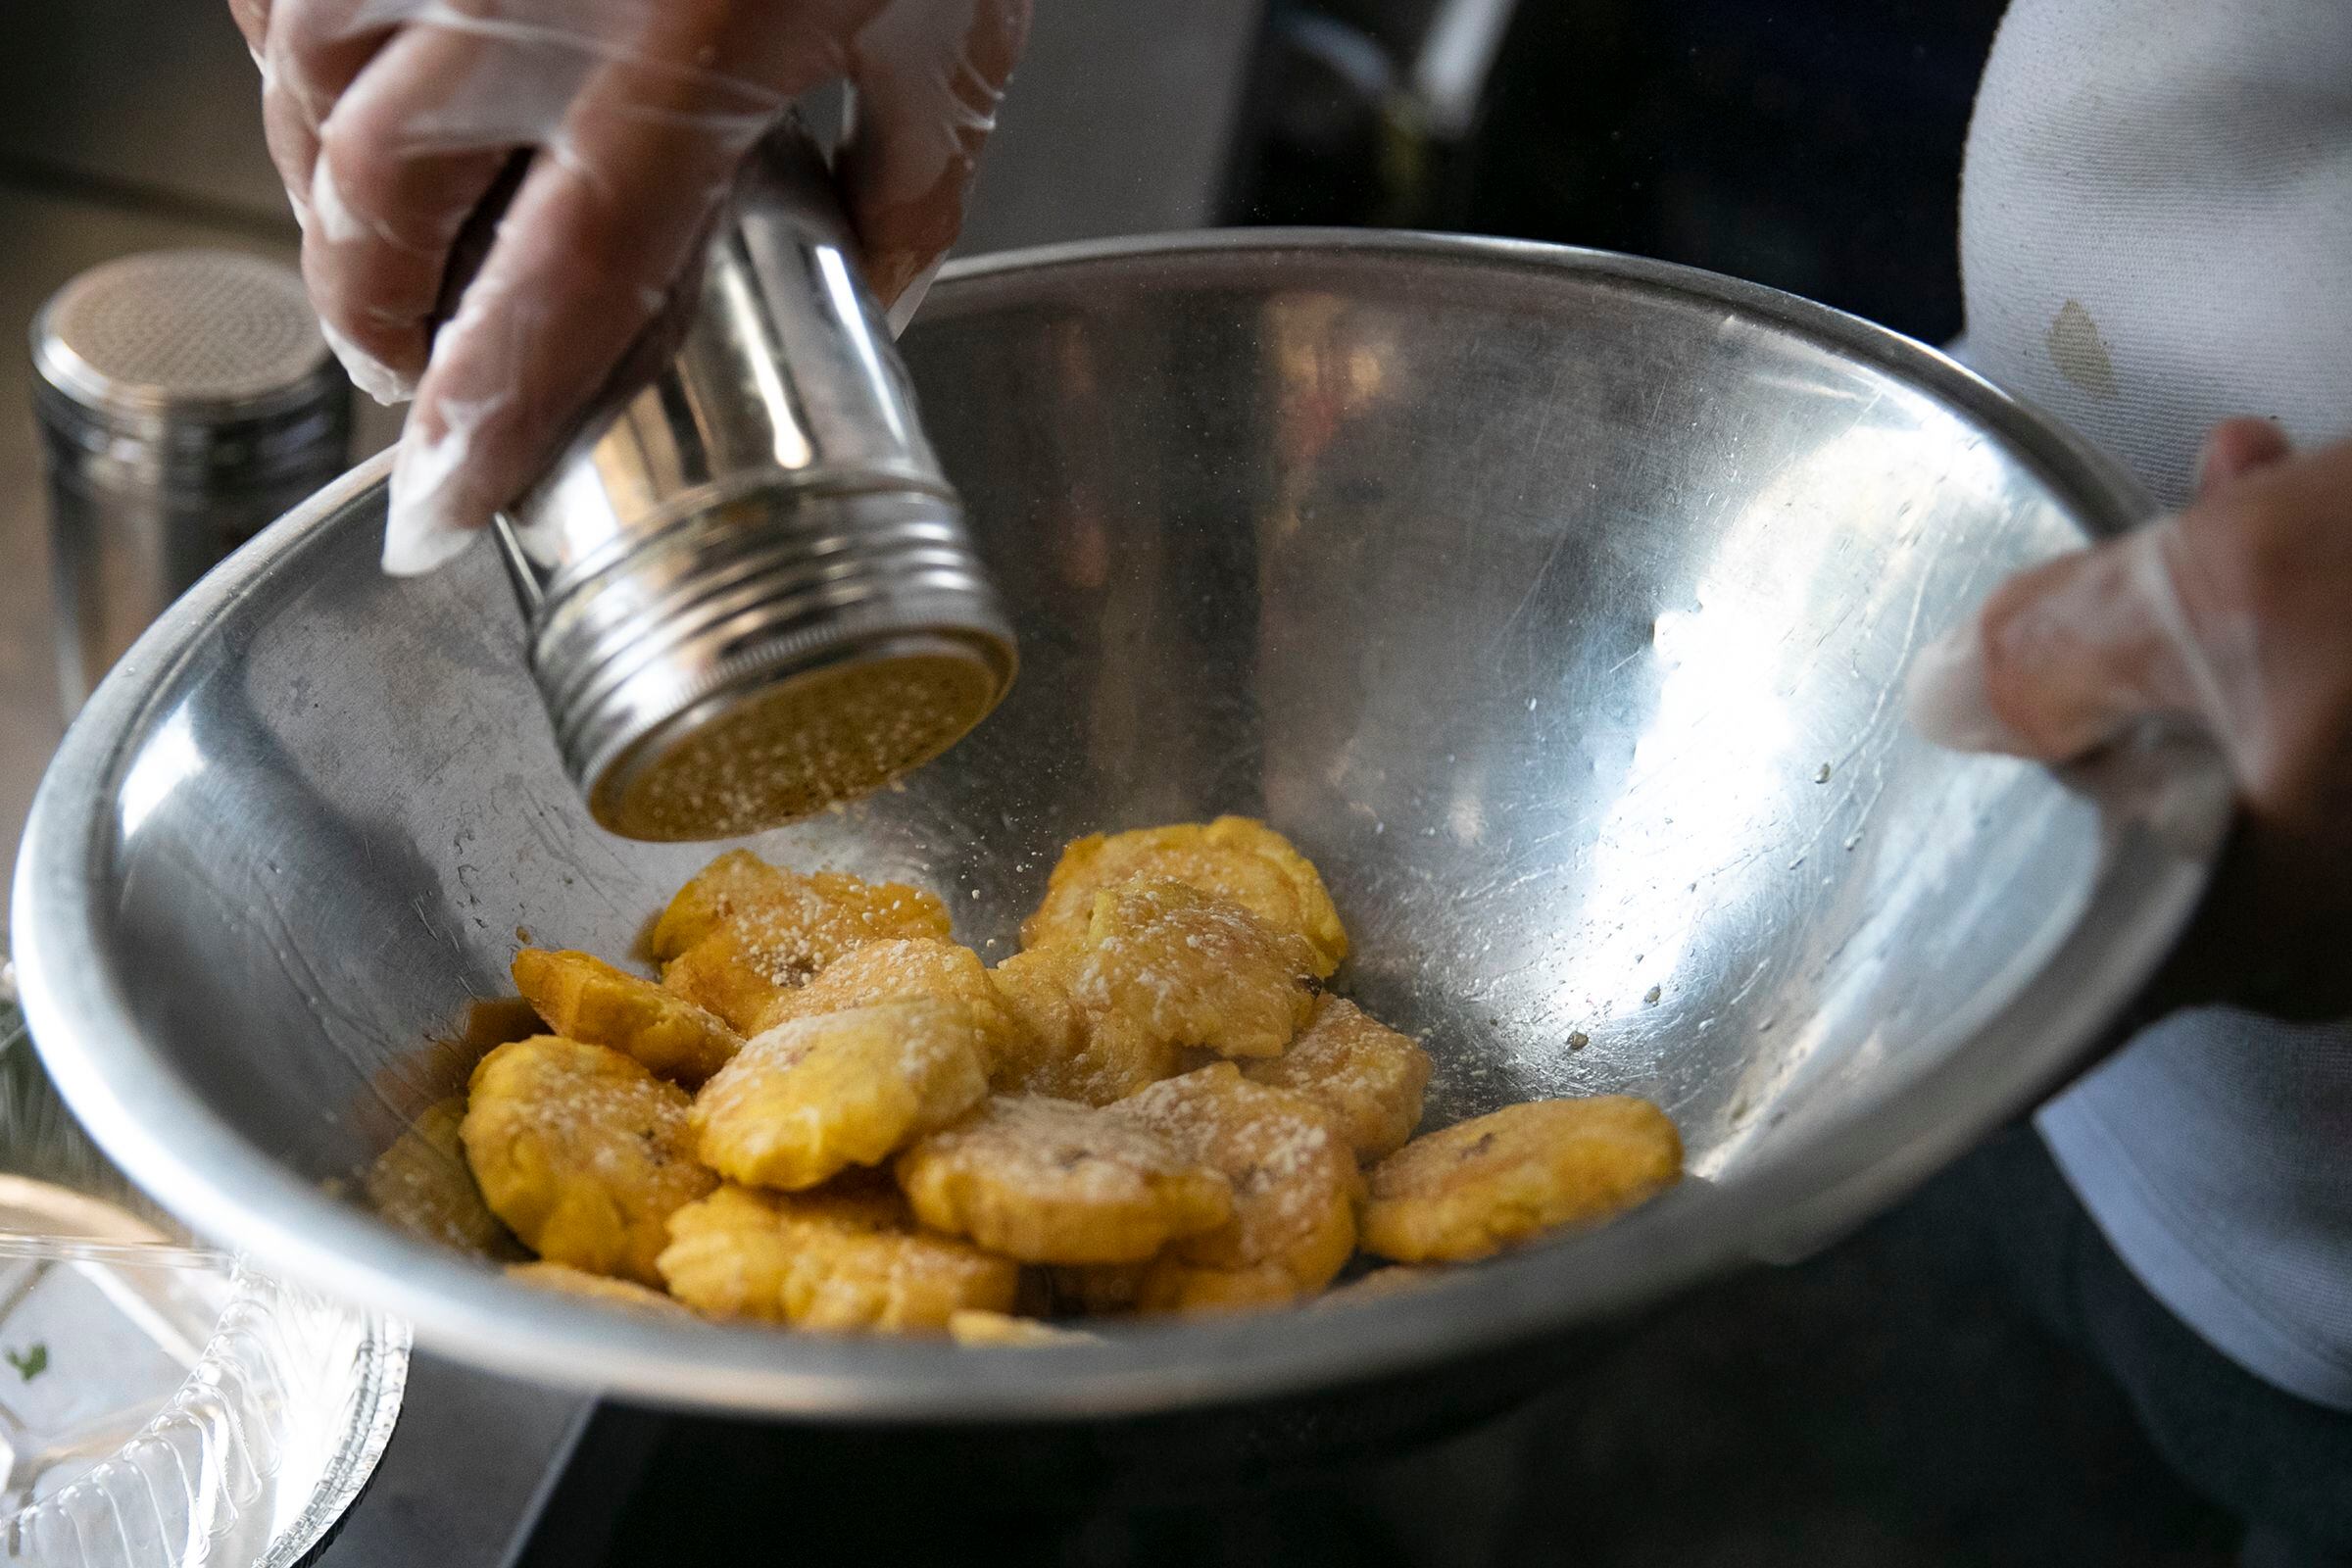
[31,250,351,717]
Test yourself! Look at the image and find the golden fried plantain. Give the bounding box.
[1243,996,1433,1161]
[514,948,742,1086]
[656,858,956,1032]
[754,939,1032,1064]
[986,884,1318,1103]
[1098,1063,1360,1313]
[1359,1096,1682,1263]
[460,1037,716,1286]
[659,926,793,1035]
[366,1096,523,1259]
[657,1182,1017,1333]
[507,1260,700,1320]
[1074,881,1318,1060]
[987,946,1179,1105]
[1023,818,1348,977]
[691,1000,990,1191]
[649,850,952,968]
[647,849,786,958]
[896,1094,1233,1264]
[948,1310,1098,1347]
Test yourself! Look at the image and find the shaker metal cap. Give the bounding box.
[31,250,334,422]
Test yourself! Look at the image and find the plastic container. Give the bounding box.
[0,973,406,1565]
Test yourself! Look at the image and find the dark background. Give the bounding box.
[1231,0,2012,345]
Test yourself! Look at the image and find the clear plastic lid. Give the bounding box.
[0,981,407,1566]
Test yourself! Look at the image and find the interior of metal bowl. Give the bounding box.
[12,232,2225,1418]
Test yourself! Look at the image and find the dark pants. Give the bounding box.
[1914,1125,2352,1565]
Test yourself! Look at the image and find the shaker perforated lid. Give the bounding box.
[31,250,335,421]
[595,639,1011,841]
[533,486,1017,842]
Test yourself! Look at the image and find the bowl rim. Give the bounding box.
[10,229,2229,1421]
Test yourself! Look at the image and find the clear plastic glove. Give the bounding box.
[228,0,1031,574]
[1908,419,2352,1017]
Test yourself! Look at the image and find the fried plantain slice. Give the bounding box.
[647,849,789,958]
[657,1181,1017,1333]
[691,1000,990,1191]
[1359,1096,1682,1263]
[988,883,1320,1102]
[514,948,742,1086]
[1096,1063,1360,1313]
[653,854,954,1031]
[649,850,953,964]
[1023,818,1348,977]
[460,1037,716,1287]
[753,939,1032,1065]
[507,1260,700,1320]
[366,1096,524,1259]
[659,926,797,1036]
[987,946,1179,1106]
[1075,881,1319,1060]
[896,1094,1233,1264]
[1243,996,1433,1162]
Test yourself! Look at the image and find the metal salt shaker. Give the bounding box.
[31,252,352,718]
[495,123,1017,843]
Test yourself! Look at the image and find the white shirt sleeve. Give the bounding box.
[1962,0,2352,1410]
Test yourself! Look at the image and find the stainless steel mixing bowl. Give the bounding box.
[12,232,2229,1420]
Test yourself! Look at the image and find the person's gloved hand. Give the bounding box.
[1908,419,2352,1017]
[228,0,1030,574]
